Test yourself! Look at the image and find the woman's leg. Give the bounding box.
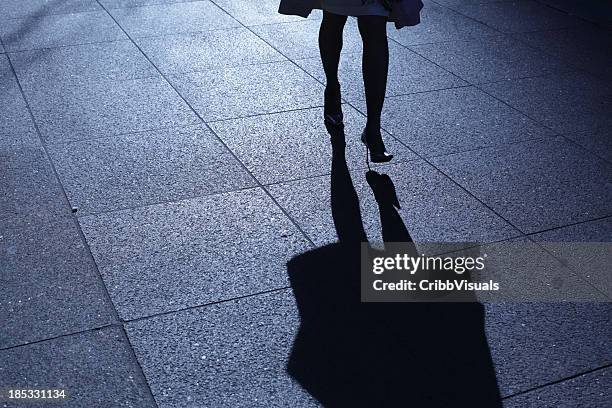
[319,11,347,86]
[357,15,389,135]
[319,11,347,125]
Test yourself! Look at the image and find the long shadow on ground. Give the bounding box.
[286,125,502,407]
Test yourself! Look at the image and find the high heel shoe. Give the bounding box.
[361,129,393,163]
[324,83,343,127]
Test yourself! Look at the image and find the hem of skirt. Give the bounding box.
[278,2,422,29]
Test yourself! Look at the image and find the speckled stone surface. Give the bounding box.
[432,138,612,234]
[0,326,156,407]
[410,33,570,84]
[0,219,114,349]
[22,76,199,143]
[125,291,317,408]
[296,41,466,102]
[214,0,317,26]
[479,71,612,134]
[252,18,362,60]
[503,366,612,407]
[485,303,612,396]
[109,1,241,38]
[513,26,612,80]
[531,218,612,299]
[169,61,324,121]
[9,41,157,86]
[135,27,285,74]
[0,146,70,228]
[0,55,40,151]
[1,0,611,404]
[267,159,520,245]
[455,1,585,33]
[387,0,497,46]
[100,0,189,9]
[209,106,417,185]
[369,86,554,157]
[564,127,612,163]
[0,0,101,21]
[79,188,312,320]
[49,124,256,215]
[0,11,126,52]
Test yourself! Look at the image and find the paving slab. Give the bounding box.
[267,159,520,246]
[125,291,316,408]
[455,0,585,33]
[485,303,612,396]
[0,327,156,407]
[564,127,612,163]
[387,0,498,46]
[135,27,285,74]
[0,11,126,52]
[0,219,114,349]
[169,60,324,122]
[480,71,612,134]
[503,366,612,407]
[109,1,241,38]
[252,18,362,60]
[22,76,200,144]
[513,26,612,80]
[79,188,311,320]
[1,146,70,228]
[49,124,256,215]
[209,106,416,185]
[409,33,570,84]
[371,86,553,157]
[296,41,466,102]
[432,138,612,234]
[0,55,40,151]
[214,0,319,26]
[9,40,157,86]
[0,0,101,21]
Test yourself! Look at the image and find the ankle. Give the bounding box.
[365,122,381,135]
[326,80,340,90]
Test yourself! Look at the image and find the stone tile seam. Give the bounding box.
[93,0,318,251]
[2,31,157,407]
[208,0,603,242]
[500,361,612,401]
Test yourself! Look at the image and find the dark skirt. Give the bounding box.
[279,0,424,29]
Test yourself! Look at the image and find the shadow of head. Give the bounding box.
[286,126,501,407]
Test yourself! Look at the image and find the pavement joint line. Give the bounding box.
[558,134,612,166]
[103,0,210,12]
[388,36,469,85]
[533,0,612,31]
[500,361,612,400]
[3,15,159,407]
[523,214,612,238]
[0,324,116,353]
[430,0,612,73]
[93,0,318,251]
[525,235,612,301]
[122,286,294,325]
[3,38,136,55]
[75,184,262,219]
[1,42,123,327]
[0,8,106,23]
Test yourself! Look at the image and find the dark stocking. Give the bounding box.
[319,11,347,116]
[357,15,389,137]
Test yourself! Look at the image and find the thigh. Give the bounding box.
[357,15,387,38]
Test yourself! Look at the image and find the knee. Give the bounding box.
[357,16,388,44]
